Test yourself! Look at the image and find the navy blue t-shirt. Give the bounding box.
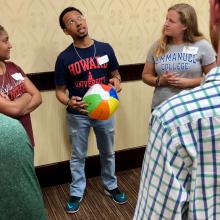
[55,40,119,114]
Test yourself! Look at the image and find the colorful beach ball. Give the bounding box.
[83,84,119,120]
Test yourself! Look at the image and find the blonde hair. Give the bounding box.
[154,3,205,57]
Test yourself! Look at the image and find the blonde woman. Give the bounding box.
[142,3,216,110]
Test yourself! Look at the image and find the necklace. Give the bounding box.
[73,40,96,63]
[0,63,5,86]
[0,62,5,75]
[0,72,6,94]
[0,63,7,95]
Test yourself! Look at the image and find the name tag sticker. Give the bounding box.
[97,55,109,65]
[182,46,198,54]
[11,73,24,81]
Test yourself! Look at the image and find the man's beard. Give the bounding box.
[77,32,88,40]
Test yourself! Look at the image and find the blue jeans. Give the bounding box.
[67,113,117,197]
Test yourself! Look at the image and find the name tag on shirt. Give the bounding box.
[182,46,198,54]
[11,73,24,81]
[97,55,109,65]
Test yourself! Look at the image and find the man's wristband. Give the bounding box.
[113,75,121,82]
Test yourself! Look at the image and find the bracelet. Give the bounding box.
[66,99,70,106]
[155,76,160,87]
[113,75,122,82]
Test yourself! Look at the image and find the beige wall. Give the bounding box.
[1,0,210,166]
[32,82,152,165]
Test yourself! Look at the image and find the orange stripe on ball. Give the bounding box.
[90,101,110,120]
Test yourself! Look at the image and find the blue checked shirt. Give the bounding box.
[134,67,220,220]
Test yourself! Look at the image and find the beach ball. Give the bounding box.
[83,84,119,120]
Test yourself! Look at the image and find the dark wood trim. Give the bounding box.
[35,146,146,187]
[119,63,144,81]
[28,63,144,91]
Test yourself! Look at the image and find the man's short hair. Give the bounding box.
[59,6,83,29]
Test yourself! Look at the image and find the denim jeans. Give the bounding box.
[67,113,117,198]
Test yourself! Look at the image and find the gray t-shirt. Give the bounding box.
[147,39,216,108]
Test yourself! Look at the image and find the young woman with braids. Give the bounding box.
[0,25,42,146]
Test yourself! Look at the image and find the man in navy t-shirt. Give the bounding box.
[55,6,127,214]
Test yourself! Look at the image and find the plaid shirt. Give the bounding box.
[134,66,220,220]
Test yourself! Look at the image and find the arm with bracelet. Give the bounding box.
[109,70,122,92]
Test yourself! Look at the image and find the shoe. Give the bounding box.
[66,196,82,213]
[104,187,128,204]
